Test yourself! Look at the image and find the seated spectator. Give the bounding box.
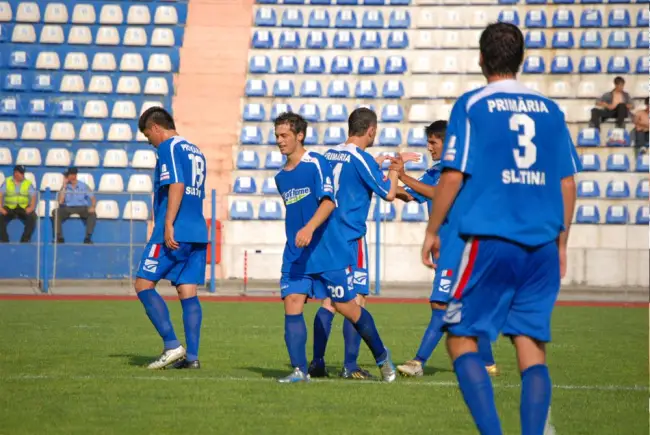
[52,167,96,244]
[633,97,649,156]
[0,165,37,243]
[589,76,633,130]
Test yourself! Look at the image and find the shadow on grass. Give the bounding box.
[422,366,453,376]
[109,354,157,367]
[240,366,293,379]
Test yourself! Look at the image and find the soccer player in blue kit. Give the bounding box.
[134,107,208,370]
[421,23,580,434]
[393,121,497,378]
[272,112,397,384]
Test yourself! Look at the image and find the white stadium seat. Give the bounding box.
[120,53,144,72]
[83,100,109,118]
[0,147,11,165]
[416,9,435,28]
[441,31,461,49]
[88,75,113,93]
[77,173,95,191]
[144,77,169,95]
[103,149,128,168]
[96,26,120,45]
[124,27,147,46]
[408,104,431,122]
[21,122,47,140]
[415,31,434,49]
[548,80,571,98]
[95,200,120,219]
[112,101,137,119]
[465,54,481,74]
[78,122,104,141]
[45,148,71,167]
[40,172,64,191]
[16,2,40,22]
[464,30,481,48]
[74,148,100,167]
[151,28,174,46]
[410,81,431,99]
[72,4,96,24]
[63,52,88,70]
[12,24,36,42]
[148,54,172,72]
[50,122,75,141]
[37,200,59,217]
[154,6,178,25]
[40,25,65,44]
[36,51,61,70]
[116,76,141,94]
[439,9,463,28]
[16,147,42,166]
[44,3,68,23]
[107,123,134,141]
[99,5,123,25]
[0,121,18,140]
[68,26,92,44]
[127,5,151,25]
[412,55,432,74]
[123,201,149,220]
[140,101,163,115]
[438,79,460,98]
[0,1,12,21]
[132,150,156,169]
[98,173,124,192]
[127,174,153,193]
[92,53,117,71]
[435,104,453,121]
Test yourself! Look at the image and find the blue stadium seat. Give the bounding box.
[333,30,355,49]
[607,56,630,74]
[245,79,268,97]
[284,0,306,4]
[328,79,350,98]
[580,30,602,48]
[0,24,9,43]
[525,10,547,27]
[299,103,321,122]
[606,153,630,171]
[326,103,348,122]
[387,31,408,49]
[498,10,520,25]
[255,8,277,26]
[401,202,426,222]
[606,180,630,198]
[363,10,384,28]
[0,96,19,116]
[372,202,396,221]
[636,154,649,172]
[638,179,650,198]
[575,205,600,224]
[32,72,55,92]
[358,31,381,50]
[55,99,80,118]
[579,154,600,171]
[252,30,273,49]
[527,0,547,4]
[355,80,377,98]
[233,176,257,194]
[306,30,327,49]
[237,150,260,169]
[553,0,574,4]
[577,180,600,197]
[638,9,649,27]
[277,55,298,74]
[382,80,404,98]
[338,0,359,5]
[331,55,352,74]
[259,200,283,220]
[4,72,25,92]
[10,49,30,69]
[279,30,301,49]
[579,55,602,73]
[552,31,575,48]
[608,9,630,27]
[609,0,631,3]
[526,30,547,48]
[405,154,428,171]
[577,128,600,146]
[273,79,295,97]
[249,55,271,74]
[552,9,575,27]
[608,30,631,48]
[281,9,304,27]
[303,56,325,74]
[324,126,345,145]
[230,200,254,220]
[605,128,630,146]
[381,104,404,122]
[388,10,410,28]
[267,127,277,146]
[271,103,292,121]
[636,56,648,74]
[498,0,518,4]
[636,206,649,225]
[308,9,330,28]
[385,56,407,74]
[241,126,263,145]
[305,126,318,145]
[243,103,266,122]
[523,55,545,73]
[551,55,573,73]
[311,0,333,3]
[300,80,322,97]
[358,56,380,74]
[580,9,602,27]
[379,127,402,146]
[265,151,286,169]
[407,128,427,147]
[605,205,628,224]
[335,10,357,28]
[262,177,278,195]
[637,30,649,48]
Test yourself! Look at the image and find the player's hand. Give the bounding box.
[0,207,7,216]
[388,155,405,174]
[559,244,567,279]
[375,155,390,166]
[399,152,421,163]
[164,222,179,250]
[295,226,314,248]
[24,206,34,214]
[421,231,440,269]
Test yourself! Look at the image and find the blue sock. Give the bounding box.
[284,314,307,373]
[414,309,446,365]
[313,307,334,363]
[137,289,180,350]
[453,352,503,435]
[520,364,552,435]
[180,296,202,362]
[477,335,495,366]
[343,318,363,370]
[352,307,387,365]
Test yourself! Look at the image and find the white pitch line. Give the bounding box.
[4,374,647,392]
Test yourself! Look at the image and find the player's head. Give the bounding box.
[425,120,447,161]
[348,108,378,148]
[613,76,625,91]
[138,107,176,147]
[274,112,307,156]
[479,22,524,80]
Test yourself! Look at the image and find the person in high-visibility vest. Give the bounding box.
[0,165,37,243]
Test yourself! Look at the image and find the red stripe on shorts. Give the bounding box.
[153,244,161,259]
[453,239,479,299]
[357,239,364,268]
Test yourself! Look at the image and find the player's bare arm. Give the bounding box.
[396,186,415,202]
[400,173,436,201]
[384,170,399,201]
[295,198,336,248]
[558,175,577,278]
[164,182,184,250]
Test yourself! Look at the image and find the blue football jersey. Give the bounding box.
[324,144,393,242]
[405,161,441,214]
[441,79,582,247]
[275,151,353,275]
[150,136,208,244]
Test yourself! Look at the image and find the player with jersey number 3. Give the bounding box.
[421,23,581,435]
[134,107,209,370]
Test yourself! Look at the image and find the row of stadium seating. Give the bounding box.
[256,0,648,4]
[0,147,155,168]
[2,72,173,94]
[0,119,148,141]
[0,96,164,119]
[0,1,187,25]
[4,197,150,219]
[0,170,155,193]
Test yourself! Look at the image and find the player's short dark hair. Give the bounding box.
[479,22,524,77]
[645,97,649,106]
[138,107,175,133]
[274,112,308,141]
[425,120,447,140]
[348,108,377,137]
[614,76,625,86]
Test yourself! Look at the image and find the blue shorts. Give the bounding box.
[280,268,356,303]
[136,242,207,287]
[443,237,560,343]
[430,230,467,304]
[349,237,369,296]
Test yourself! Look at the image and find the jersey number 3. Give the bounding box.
[188,153,205,188]
[509,113,537,170]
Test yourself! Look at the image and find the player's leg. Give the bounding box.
[397,301,446,377]
[502,241,560,435]
[278,274,312,383]
[478,335,498,376]
[308,292,335,378]
[134,243,184,369]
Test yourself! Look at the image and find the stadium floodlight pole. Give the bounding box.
[209,189,217,293]
[374,195,381,296]
[42,188,51,294]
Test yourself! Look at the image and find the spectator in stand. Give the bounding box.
[633,97,649,156]
[52,167,96,244]
[589,76,633,131]
[0,165,37,243]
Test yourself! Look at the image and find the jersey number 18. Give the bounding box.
[188,153,205,188]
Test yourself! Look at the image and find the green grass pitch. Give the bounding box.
[0,300,647,434]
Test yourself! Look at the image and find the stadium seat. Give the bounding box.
[74,149,100,168]
[637,56,649,74]
[358,56,380,74]
[306,30,327,49]
[95,200,120,220]
[608,30,631,48]
[575,205,600,224]
[4,73,26,92]
[577,128,600,146]
[525,10,547,27]
[252,30,273,49]
[28,98,49,117]
[606,153,630,171]
[324,126,345,145]
[379,127,402,146]
[255,8,277,26]
[526,30,547,48]
[387,31,408,49]
[99,5,123,24]
[0,1,10,21]
[68,26,92,44]
[548,80,570,98]
[636,154,649,172]
[282,9,304,27]
[112,101,136,119]
[262,177,278,195]
[121,53,145,72]
[0,147,12,165]
[383,80,403,98]
[551,30,574,49]
[245,79,267,97]
[389,10,410,28]
[523,55,545,73]
[271,103,291,121]
[56,99,80,118]
[498,10,520,25]
[22,121,47,140]
[606,180,630,198]
[127,174,153,193]
[326,103,348,122]
[44,3,68,23]
[607,56,630,74]
[88,75,112,94]
[45,148,71,167]
[96,26,121,45]
[334,30,355,49]
[241,126,263,145]
[381,104,404,122]
[372,201,396,221]
[357,32,378,51]
[605,128,629,146]
[331,56,352,74]
[304,56,325,74]
[577,180,600,198]
[277,55,298,74]
[309,9,330,28]
[11,49,31,68]
[97,174,124,193]
[580,10,602,27]
[405,153,428,171]
[72,4,96,24]
[259,200,283,220]
[249,55,270,74]
[551,55,573,74]
[151,28,175,47]
[123,201,149,221]
[107,123,133,142]
[127,5,151,25]
[579,56,602,74]
[638,9,649,27]
[154,5,179,25]
[265,151,286,169]
[300,80,322,97]
[637,30,649,48]
[234,176,257,194]
[12,24,36,43]
[117,76,141,94]
[230,200,254,220]
[0,96,19,116]
[335,9,357,28]
[580,30,602,49]
[552,9,574,27]
[273,79,294,97]
[40,24,65,44]
[124,28,148,46]
[636,206,649,225]
[401,202,426,222]
[605,205,628,224]
[362,10,383,28]
[279,30,300,49]
[76,172,95,191]
[132,150,156,169]
[36,200,58,218]
[304,126,318,145]
[385,56,407,74]
[608,9,630,27]
[329,80,350,98]
[299,103,321,122]
[103,149,128,168]
[16,147,41,166]
[40,172,64,191]
[237,150,260,170]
